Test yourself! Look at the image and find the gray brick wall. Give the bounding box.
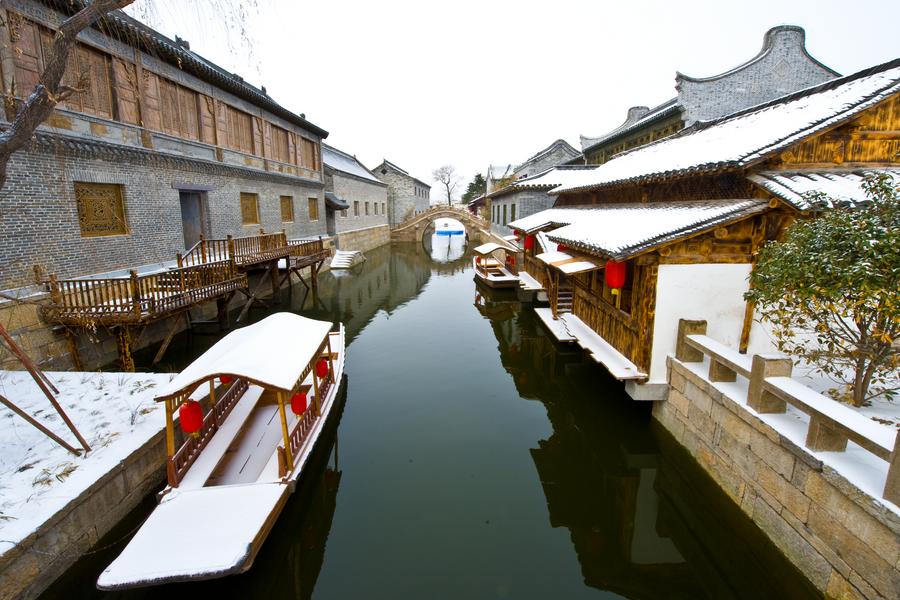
[330,172,388,234]
[489,189,554,236]
[0,144,326,289]
[372,164,430,226]
[677,26,838,125]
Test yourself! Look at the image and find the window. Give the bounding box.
[365,202,370,216]
[308,197,319,221]
[159,78,199,140]
[226,105,254,154]
[382,202,386,216]
[280,196,294,222]
[374,203,378,216]
[240,192,259,224]
[37,32,114,120]
[510,204,516,222]
[300,138,320,170]
[502,204,507,225]
[354,201,359,217]
[75,183,127,237]
[270,125,292,163]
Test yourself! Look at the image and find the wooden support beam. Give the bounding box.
[152,312,185,366]
[116,326,135,373]
[0,392,80,454]
[277,391,293,468]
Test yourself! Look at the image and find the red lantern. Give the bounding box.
[290,392,308,416]
[315,358,329,378]
[557,244,568,252]
[475,256,482,265]
[179,400,203,438]
[219,375,232,384]
[524,235,535,250]
[605,260,626,290]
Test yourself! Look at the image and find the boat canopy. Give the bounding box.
[155,313,332,401]
[474,242,515,256]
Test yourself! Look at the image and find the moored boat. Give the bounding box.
[472,242,519,289]
[97,312,345,589]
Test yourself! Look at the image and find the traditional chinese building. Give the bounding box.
[580,25,840,166]
[322,144,389,251]
[370,159,431,226]
[511,58,900,400]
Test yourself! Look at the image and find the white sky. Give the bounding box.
[128,0,900,200]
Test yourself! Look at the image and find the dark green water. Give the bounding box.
[42,239,820,600]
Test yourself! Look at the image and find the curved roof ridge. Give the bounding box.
[676,25,839,84]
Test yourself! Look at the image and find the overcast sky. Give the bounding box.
[127,0,899,200]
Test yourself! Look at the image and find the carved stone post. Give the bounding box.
[747,354,791,413]
[675,319,707,362]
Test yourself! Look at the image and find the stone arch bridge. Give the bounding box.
[391,206,494,243]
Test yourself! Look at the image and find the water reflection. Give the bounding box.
[423,230,468,263]
[474,284,819,600]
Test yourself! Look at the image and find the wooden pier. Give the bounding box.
[40,233,332,371]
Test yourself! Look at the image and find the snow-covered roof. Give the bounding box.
[580,99,681,152]
[545,200,768,260]
[489,165,599,198]
[748,169,900,210]
[474,242,515,255]
[507,207,594,234]
[323,145,383,184]
[156,313,332,399]
[556,60,900,195]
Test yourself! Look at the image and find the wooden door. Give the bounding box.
[325,205,336,236]
[179,191,204,249]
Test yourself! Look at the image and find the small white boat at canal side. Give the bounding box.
[472,242,519,289]
[330,249,366,270]
[97,312,345,589]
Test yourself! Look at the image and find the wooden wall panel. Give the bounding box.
[11,17,42,95]
[140,71,162,131]
[199,95,216,144]
[111,58,140,125]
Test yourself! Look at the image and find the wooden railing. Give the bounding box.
[178,232,292,269]
[44,260,246,325]
[277,358,335,478]
[675,319,900,505]
[167,378,249,487]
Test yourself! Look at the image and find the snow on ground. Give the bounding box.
[792,362,900,430]
[0,370,174,551]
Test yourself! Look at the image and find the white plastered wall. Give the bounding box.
[648,263,779,383]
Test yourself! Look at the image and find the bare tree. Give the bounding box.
[432,164,460,206]
[0,0,136,190]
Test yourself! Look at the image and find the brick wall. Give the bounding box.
[490,189,554,236]
[655,357,900,599]
[330,172,388,234]
[372,167,430,226]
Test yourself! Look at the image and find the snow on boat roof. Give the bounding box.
[507,207,593,234]
[748,168,900,210]
[156,313,332,399]
[546,200,768,261]
[553,60,900,195]
[474,242,514,255]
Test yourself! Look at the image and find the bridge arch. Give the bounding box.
[391,206,493,243]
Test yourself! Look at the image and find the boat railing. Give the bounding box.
[166,378,249,487]
[277,369,335,478]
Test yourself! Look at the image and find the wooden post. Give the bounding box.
[277,392,293,468]
[326,335,336,385]
[227,235,235,261]
[747,354,791,413]
[129,270,141,317]
[884,438,900,506]
[0,393,80,454]
[116,326,135,373]
[176,253,183,269]
[200,234,207,263]
[65,329,83,371]
[675,319,707,362]
[311,362,321,416]
[208,379,218,423]
[48,274,62,305]
[165,398,177,487]
[806,416,848,452]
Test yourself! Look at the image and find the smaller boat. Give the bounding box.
[434,217,464,236]
[97,312,345,589]
[472,242,519,289]
[330,249,366,269]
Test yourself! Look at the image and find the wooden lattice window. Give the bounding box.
[300,138,320,170]
[36,29,113,119]
[226,105,254,154]
[353,201,359,217]
[240,192,259,225]
[159,78,200,140]
[271,125,292,163]
[308,198,319,221]
[75,183,127,237]
[280,196,294,222]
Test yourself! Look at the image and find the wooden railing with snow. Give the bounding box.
[178,232,292,269]
[166,378,249,487]
[675,319,900,505]
[287,238,331,267]
[43,260,246,326]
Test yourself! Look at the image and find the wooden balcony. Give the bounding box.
[42,260,247,327]
[179,232,293,271]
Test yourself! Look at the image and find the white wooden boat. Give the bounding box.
[472,242,519,289]
[330,249,366,269]
[97,312,345,589]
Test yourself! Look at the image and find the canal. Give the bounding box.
[42,237,820,599]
